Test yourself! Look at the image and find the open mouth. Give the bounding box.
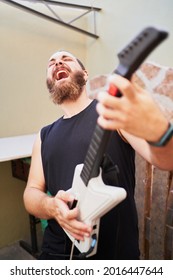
[56,70,69,81]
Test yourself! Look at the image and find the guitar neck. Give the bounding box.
[80,125,112,186]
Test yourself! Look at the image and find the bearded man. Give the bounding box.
[24,50,172,260]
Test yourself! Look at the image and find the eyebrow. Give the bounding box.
[49,55,74,62]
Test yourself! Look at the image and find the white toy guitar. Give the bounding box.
[65,27,168,258]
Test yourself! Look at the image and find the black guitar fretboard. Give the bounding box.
[80,125,112,186]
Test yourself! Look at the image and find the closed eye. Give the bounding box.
[48,59,55,68]
[48,55,74,68]
[63,57,73,62]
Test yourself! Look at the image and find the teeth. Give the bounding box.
[58,70,66,74]
[57,70,68,80]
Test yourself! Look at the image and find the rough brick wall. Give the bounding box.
[134,62,173,260]
[134,62,173,121]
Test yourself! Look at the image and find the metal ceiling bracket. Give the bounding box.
[2,0,101,39]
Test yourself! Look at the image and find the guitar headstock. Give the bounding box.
[115,27,168,78]
[87,27,168,99]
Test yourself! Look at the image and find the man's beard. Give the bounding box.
[46,70,86,105]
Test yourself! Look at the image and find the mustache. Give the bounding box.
[52,64,71,78]
[46,70,86,93]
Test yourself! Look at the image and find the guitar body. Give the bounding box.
[66,164,126,256]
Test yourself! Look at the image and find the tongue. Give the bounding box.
[57,71,68,80]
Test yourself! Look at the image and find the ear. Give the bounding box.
[83,70,89,82]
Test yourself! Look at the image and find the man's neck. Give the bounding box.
[61,91,93,119]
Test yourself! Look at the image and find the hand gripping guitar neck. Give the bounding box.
[65,27,168,258]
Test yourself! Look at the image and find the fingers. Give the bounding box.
[96,74,144,131]
[96,91,127,130]
[60,209,92,241]
[55,190,92,241]
[96,74,168,141]
[62,217,92,241]
[97,115,119,130]
[108,74,138,100]
[97,91,120,110]
[56,190,74,203]
[96,74,139,115]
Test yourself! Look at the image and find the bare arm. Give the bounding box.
[121,130,173,170]
[23,132,50,219]
[23,132,92,240]
[96,74,173,170]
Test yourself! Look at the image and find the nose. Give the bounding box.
[55,60,63,67]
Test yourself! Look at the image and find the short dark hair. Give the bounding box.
[76,58,86,70]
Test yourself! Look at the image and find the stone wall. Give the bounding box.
[134,62,173,121]
[134,62,173,260]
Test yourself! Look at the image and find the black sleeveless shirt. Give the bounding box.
[41,100,140,259]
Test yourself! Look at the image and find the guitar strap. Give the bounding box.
[101,154,120,186]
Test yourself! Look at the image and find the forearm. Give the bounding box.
[145,121,173,170]
[122,129,173,171]
[148,137,173,170]
[24,186,92,241]
[23,187,54,220]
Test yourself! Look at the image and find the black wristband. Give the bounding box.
[147,122,173,147]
